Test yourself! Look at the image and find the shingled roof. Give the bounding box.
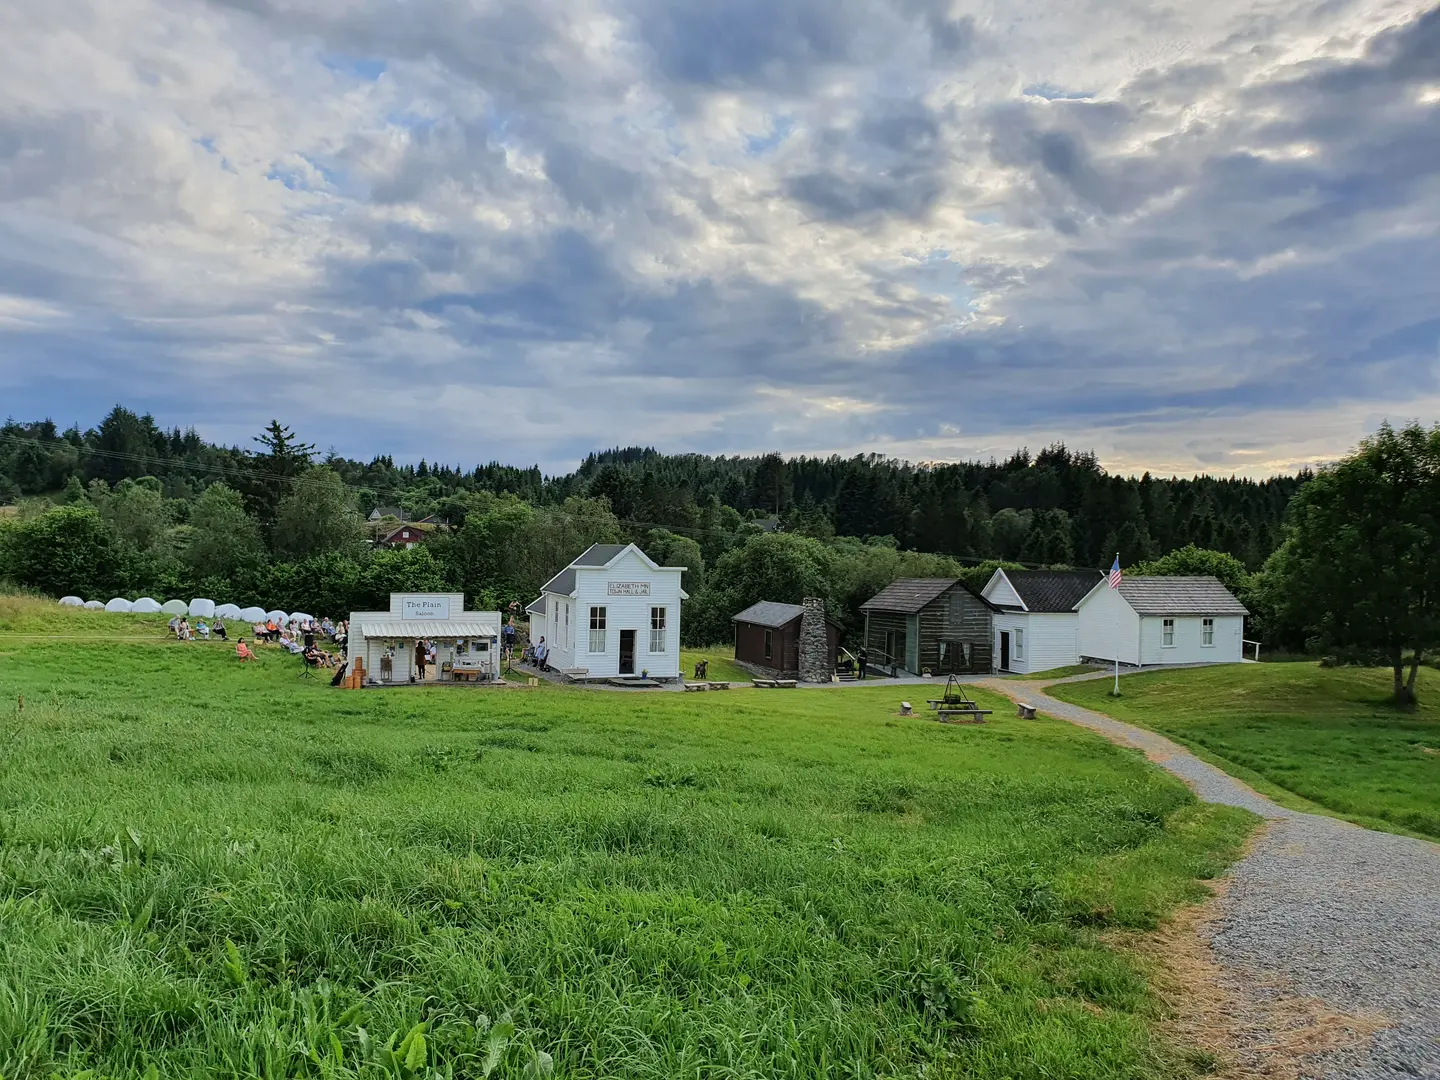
[732,601,805,628]
[1003,569,1104,613]
[1114,576,1249,616]
[861,578,996,614]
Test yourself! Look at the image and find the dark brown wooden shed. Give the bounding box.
[732,601,840,679]
[859,578,995,675]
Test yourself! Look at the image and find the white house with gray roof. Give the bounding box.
[526,543,687,680]
[1075,575,1248,668]
[982,568,1104,674]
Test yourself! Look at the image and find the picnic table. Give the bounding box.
[927,675,993,723]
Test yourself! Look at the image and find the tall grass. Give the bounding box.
[0,608,1254,1078]
[1053,663,1440,839]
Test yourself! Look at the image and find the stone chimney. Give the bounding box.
[798,597,831,683]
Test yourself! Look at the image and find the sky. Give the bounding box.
[0,0,1437,477]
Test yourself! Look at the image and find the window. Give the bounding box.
[650,606,666,653]
[1014,628,1024,659]
[1162,618,1175,647]
[588,606,607,653]
[1202,617,1215,646]
[763,629,773,659]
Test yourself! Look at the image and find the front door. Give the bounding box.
[999,631,1011,672]
[619,629,636,675]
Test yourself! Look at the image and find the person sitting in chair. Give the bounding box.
[212,618,227,641]
[236,638,256,662]
[196,620,210,640]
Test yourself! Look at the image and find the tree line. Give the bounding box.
[1,408,1435,705]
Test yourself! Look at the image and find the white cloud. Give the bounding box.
[0,0,1436,473]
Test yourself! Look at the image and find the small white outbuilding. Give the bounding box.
[526,543,686,680]
[1076,575,1248,667]
[981,568,1103,674]
[347,593,501,684]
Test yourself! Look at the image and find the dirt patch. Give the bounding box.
[1129,832,1388,1078]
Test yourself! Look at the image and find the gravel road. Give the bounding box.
[976,677,1440,1080]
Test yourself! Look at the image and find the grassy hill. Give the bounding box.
[0,598,1254,1078]
[1051,663,1440,840]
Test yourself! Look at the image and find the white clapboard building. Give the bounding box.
[347,592,501,683]
[1076,576,1248,667]
[982,568,1104,674]
[526,543,686,680]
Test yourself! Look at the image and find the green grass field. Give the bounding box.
[1052,663,1440,840]
[0,598,1255,1078]
[678,645,752,685]
[1007,665,1102,682]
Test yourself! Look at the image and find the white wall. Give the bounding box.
[982,571,1024,609]
[1143,614,1244,665]
[1077,586,1142,667]
[993,611,1027,672]
[570,548,684,678]
[994,612,1082,673]
[537,597,576,671]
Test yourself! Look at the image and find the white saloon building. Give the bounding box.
[982,569,1103,674]
[526,543,686,680]
[348,592,501,683]
[1076,576,1248,667]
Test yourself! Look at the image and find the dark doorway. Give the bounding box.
[999,631,1010,672]
[619,629,636,675]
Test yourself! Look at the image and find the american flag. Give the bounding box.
[1108,555,1123,589]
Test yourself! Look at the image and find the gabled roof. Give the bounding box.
[540,542,686,597]
[526,595,547,615]
[572,543,632,566]
[369,506,404,520]
[861,578,997,614]
[732,601,805,628]
[1002,569,1104,613]
[1085,575,1249,616]
[540,567,577,597]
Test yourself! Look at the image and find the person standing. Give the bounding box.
[415,638,428,681]
[502,616,517,659]
[857,647,868,681]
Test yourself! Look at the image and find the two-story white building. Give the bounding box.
[526,543,687,680]
[1075,575,1248,667]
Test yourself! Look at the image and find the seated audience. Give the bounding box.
[236,638,256,662]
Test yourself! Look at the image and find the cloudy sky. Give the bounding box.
[1,0,1437,476]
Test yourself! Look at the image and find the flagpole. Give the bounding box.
[1111,552,1121,696]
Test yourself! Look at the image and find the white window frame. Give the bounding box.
[649,606,666,654]
[764,629,773,660]
[1162,618,1175,647]
[1014,627,1024,659]
[1202,617,1214,647]
[588,606,607,654]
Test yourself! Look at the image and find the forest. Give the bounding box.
[0,402,1385,657]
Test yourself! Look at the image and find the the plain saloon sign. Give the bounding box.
[606,582,651,597]
[401,596,451,619]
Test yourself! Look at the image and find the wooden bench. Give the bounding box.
[934,707,992,724]
[683,682,709,692]
[708,681,730,690]
[1015,702,1037,719]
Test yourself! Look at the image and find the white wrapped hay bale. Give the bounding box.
[215,603,243,619]
[105,598,134,613]
[239,606,267,623]
[131,597,163,614]
[83,600,105,610]
[188,598,216,619]
[160,599,189,616]
[59,596,84,607]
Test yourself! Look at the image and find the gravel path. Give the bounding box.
[976,678,1440,1080]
